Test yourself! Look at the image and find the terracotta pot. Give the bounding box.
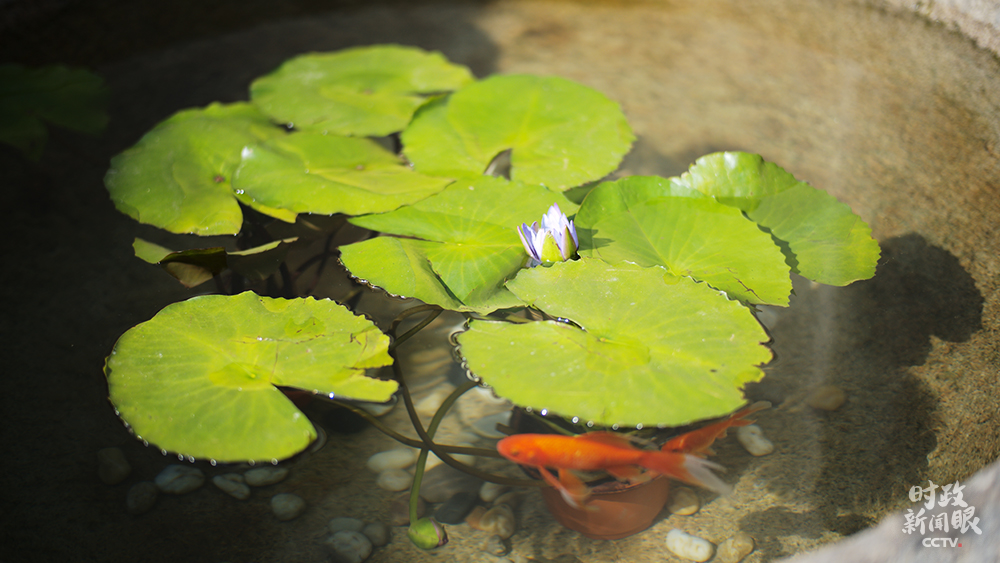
[539,475,671,540]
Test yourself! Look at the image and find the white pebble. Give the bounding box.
[666,529,715,562]
[376,469,412,492]
[480,482,509,503]
[97,447,131,485]
[126,481,158,514]
[478,504,515,539]
[736,425,774,456]
[715,532,755,563]
[667,486,700,515]
[415,386,455,417]
[271,493,306,521]
[245,466,289,486]
[362,522,390,547]
[325,530,373,563]
[155,464,204,494]
[367,449,417,473]
[213,474,250,500]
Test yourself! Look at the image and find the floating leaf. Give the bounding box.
[402,74,634,190]
[233,132,453,217]
[250,45,474,136]
[105,102,286,235]
[132,237,298,287]
[576,176,792,305]
[457,259,771,427]
[677,152,880,285]
[340,175,577,312]
[0,64,108,160]
[105,292,395,462]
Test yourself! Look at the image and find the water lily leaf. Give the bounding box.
[678,152,880,285]
[402,74,634,190]
[233,132,453,217]
[340,175,577,312]
[0,64,108,160]
[576,176,792,305]
[456,259,771,427]
[132,237,299,287]
[105,102,286,235]
[105,292,395,463]
[250,45,474,136]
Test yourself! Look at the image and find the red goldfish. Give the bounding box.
[496,401,770,509]
[661,401,771,456]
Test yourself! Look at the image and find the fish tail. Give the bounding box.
[639,451,732,495]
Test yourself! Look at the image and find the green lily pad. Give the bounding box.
[233,132,453,217]
[677,152,880,285]
[250,45,474,136]
[575,176,792,305]
[402,74,635,190]
[0,64,108,161]
[105,292,395,462]
[456,259,771,427]
[340,175,577,312]
[133,237,298,288]
[105,102,286,235]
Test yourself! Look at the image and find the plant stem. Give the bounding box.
[388,305,443,352]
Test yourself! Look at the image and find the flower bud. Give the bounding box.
[517,203,578,267]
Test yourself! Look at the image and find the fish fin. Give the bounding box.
[639,451,732,495]
[538,467,593,510]
[605,464,647,483]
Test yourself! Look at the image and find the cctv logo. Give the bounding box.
[922,538,962,548]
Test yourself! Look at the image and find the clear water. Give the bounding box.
[5,1,998,562]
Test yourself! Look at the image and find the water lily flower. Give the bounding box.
[517,203,579,267]
[408,517,449,550]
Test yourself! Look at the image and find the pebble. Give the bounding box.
[806,385,846,411]
[389,493,425,526]
[434,491,480,524]
[475,504,516,539]
[419,464,483,503]
[155,464,205,494]
[715,532,755,563]
[666,529,715,562]
[355,395,398,417]
[325,530,373,563]
[415,385,455,417]
[245,466,289,487]
[736,425,774,456]
[329,517,365,534]
[483,534,509,556]
[126,481,158,515]
[470,411,513,439]
[667,486,700,515]
[466,505,487,528]
[480,482,509,503]
[367,448,417,473]
[97,447,131,485]
[362,521,390,547]
[491,491,523,509]
[213,473,250,500]
[376,468,412,492]
[271,493,306,521]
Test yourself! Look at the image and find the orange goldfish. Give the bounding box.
[496,401,770,509]
[661,401,771,456]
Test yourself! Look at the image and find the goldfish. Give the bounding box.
[661,400,771,456]
[496,401,770,509]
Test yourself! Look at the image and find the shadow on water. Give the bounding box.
[739,233,984,560]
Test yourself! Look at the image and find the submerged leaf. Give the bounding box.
[0,64,108,160]
[576,176,792,305]
[105,292,395,462]
[105,102,285,235]
[457,259,771,427]
[402,74,634,190]
[250,45,474,136]
[340,175,577,312]
[678,152,880,285]
[233,132,452,218]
